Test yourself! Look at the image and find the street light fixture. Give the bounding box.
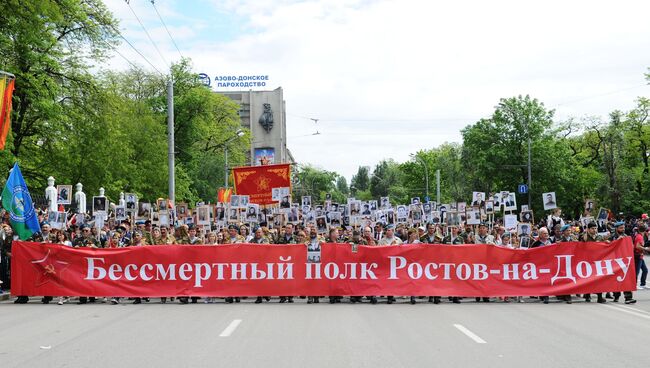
[224,130,245,188]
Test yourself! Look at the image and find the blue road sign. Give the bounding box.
[518,184,528,194]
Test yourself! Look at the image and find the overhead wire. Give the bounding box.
[125,0,169,68]
[150,0,184,59]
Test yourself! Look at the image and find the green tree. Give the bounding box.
[369,159,406,203]
[350,166,369,195]
[0,0,119,162]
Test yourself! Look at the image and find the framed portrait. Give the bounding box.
[197,206,211,225]
[115,206,126,221]
[411,197,421,205]
[57,185,72,205]
[542,192,557,211]
[302,196,312,207]
[580,216,595,228]
[228,208,239,222]
[491,193,501,209]
[597,207,608,221]
[279,194,291,209]
[385,209,395,225]
[380,197,390,209]
[369,200,378,212]
[466,209,481,225]
[361,202,372,215]
[92,196,107,213]
[245,204,259,223]
[328,211,341,227]
[272,213,286,228]
[504,214,518,232]
[457,202,467,213]
[176,203,188,218]
[410,204,422,222]
[584,199,595,212]
[125,193,137,210]
[447,211,461,226]
[396,205,408,221]
[471,192,486,207]
[157,198,168,212]
[230,195,240,209]
[214,205,225,222]
[137,202,151,220]
[520,210,533,223]
[272,187,281,202]
[517,223,531,236]
[315,216,327,233]
[504,192,517,211]
[159,211,170,227]
[520,205,529,212]
[239,195,250,209]
[287,206,300,223]
[485,200,494,215]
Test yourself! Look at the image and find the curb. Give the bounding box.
[0,293,10,301]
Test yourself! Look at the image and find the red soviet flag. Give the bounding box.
[232,163,291,205]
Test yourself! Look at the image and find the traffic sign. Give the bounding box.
[518,184,528,194]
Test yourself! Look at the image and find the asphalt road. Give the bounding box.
[1,289,649,368]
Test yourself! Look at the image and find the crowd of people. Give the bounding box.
[1,196,649,306]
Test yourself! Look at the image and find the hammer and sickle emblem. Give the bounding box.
[44,264,56,275]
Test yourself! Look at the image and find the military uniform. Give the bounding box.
[420,233,442,244]
[73,236,98,248]
[442,234,465,245]
[581,231,606,303]
[224,234,245,244]
[73,230,98,304]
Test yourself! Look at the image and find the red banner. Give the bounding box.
[11,238,636,297]
[232,163,291,205]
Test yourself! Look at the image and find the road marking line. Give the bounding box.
[613,304,650,315]
[601,305,650,320]
[453,324,487,344]
[219,319,242,337]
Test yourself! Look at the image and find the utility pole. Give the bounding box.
[167,78,175,206]
[224,146,229,188]
[523,113,532,206]
[436,169,441,204]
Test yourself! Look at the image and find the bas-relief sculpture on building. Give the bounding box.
[258,103,274,133]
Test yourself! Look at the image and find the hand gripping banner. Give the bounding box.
[11,238,636,297]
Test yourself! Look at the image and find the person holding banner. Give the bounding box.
[474,223,493,303]
[611,221,636,304]
[73,225,98,304]
[581,222,606,303]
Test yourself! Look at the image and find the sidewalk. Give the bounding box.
[0,291,10,301]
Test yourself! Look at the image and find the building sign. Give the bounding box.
[198,74,270,89]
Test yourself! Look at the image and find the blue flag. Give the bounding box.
[2,163,41,240]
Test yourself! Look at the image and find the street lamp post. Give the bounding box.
[224,130,245,189]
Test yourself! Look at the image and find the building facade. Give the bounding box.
[220,87,294,166]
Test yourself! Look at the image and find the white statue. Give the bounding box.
[75,183,86,214]
[98,187,108,220]
[45,176,58,212]
[119,192,125,207]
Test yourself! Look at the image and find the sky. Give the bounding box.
[103,0,650,180]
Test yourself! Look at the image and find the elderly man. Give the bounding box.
[379,225,403,246]
[474,223,495,245]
